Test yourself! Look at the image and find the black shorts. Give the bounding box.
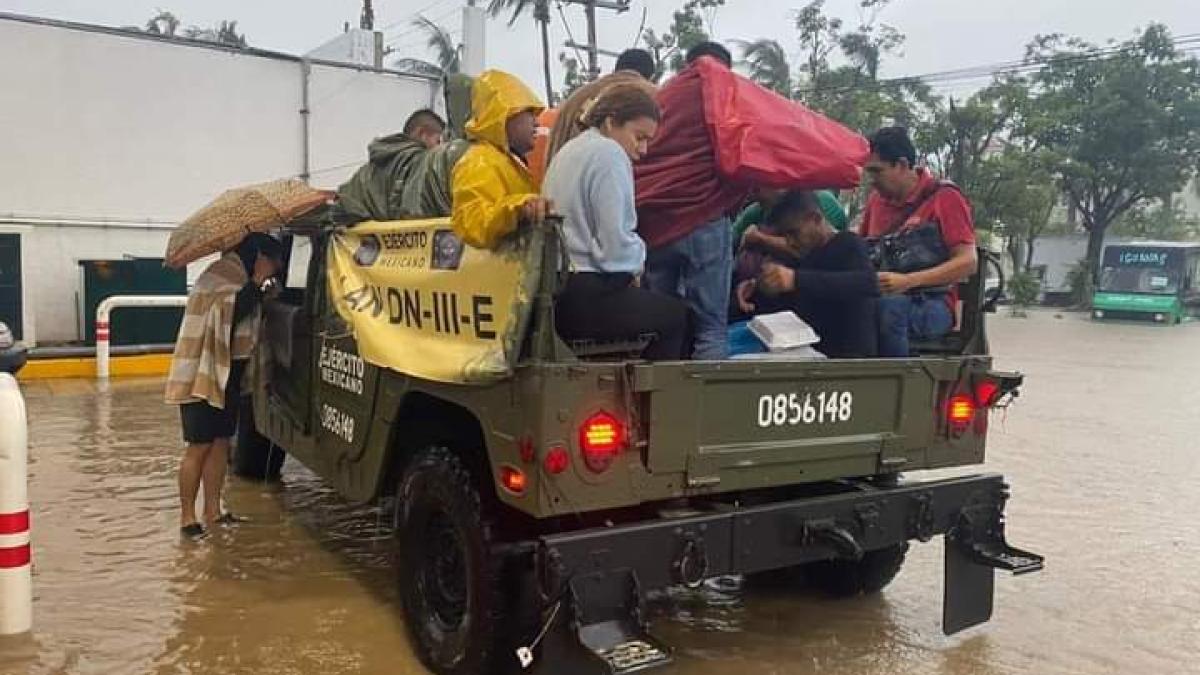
[179,360,246,444]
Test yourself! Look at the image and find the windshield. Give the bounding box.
[1098,266,1180,295]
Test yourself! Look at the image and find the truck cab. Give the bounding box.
[242,218,1041,675]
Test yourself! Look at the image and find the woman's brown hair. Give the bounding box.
[579,83,661,130]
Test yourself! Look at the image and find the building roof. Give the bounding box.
[0,11,438,82]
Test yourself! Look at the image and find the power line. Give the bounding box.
[378,0,460,33]
[385,6,463,43]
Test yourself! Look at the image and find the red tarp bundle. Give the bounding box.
[697,57,868,189]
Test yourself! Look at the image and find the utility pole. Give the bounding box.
[560,0,630,81]
[360,0,374,30]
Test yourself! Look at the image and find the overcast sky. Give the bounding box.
[2,0,1197,101]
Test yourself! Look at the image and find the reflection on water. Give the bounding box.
[2,312,1199,675]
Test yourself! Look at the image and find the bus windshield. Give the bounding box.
[1099,266,1180,295]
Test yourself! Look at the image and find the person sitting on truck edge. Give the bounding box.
[165,233,284,541]
[859,126,977,357]
[543,84,691,361]
[634,41,753,360]
[334,109,469,223]
[451,70,553,249]
[735,190,880,358]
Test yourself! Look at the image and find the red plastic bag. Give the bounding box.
[696,57,868,189]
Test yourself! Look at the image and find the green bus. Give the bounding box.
[1092,242,1200,324]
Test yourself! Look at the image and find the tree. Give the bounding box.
[1111,197,1200,241]
[559,53,587,99]
[1022,25,1200,278]
[144,10,180,37]
[641,0,726,78]
[971,149,1064,274]
[413,16,460,75]
[737,39,792,95]
[488,0,553,104]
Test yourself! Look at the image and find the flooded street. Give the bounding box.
[2,311,1199,675]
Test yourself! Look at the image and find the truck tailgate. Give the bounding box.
[630,358,973,491]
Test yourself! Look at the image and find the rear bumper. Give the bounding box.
[538,472,1040,630]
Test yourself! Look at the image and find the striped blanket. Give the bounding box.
[164,253,260,409]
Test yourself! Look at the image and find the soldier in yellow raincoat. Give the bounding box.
[451,70,552,250]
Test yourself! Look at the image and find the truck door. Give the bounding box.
[262,234,317,432]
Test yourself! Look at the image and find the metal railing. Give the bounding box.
[96,295,187,379]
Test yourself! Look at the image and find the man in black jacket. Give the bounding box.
[734,190,880,358]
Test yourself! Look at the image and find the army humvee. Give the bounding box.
[237,218,1042,675]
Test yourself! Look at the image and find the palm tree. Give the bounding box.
[413,16,461,75]
[144,10,181,37]
[738,39,793,96]
[487,0,554,104]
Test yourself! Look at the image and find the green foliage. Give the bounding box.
[737,39,792,95]
[413,16,460,75]
[559,53,587,99]
[1111,197,1200,241]
[1022,25,1200,277]
[1008,272,1041,313]
[642,0,727,79]
[141,11,246,47]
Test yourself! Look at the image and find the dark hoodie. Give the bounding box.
[334,133,469,224]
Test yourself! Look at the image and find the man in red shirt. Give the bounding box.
[636,42,750,359]
[858,127,977,356]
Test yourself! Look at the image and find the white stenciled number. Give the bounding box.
[757,391,855,427]
[773,394,788,426]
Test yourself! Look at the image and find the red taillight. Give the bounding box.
[948,394,976,427]
[499,465,526,494]
[975,380,1001,408]
[579,411,626,473]
[543,446,569,474]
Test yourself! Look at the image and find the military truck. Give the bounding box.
[237,218,1042,675]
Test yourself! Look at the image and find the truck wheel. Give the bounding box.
[396,447,508,675]
[804,542,909,598]
[232,396,285,481]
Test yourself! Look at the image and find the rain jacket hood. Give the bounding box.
[452,70,546,250]
[367,132,422,164]
[464,70,545,150]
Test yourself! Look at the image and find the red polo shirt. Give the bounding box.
[859,168,976,307]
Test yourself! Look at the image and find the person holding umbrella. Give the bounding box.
[165,233,284,541]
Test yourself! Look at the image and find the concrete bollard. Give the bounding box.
[0,372,31,635]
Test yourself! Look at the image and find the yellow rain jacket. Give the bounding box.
[451,70,545,249]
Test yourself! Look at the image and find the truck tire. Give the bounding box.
[232,396,285,481]
[396,446,509,675]
[803,542,909,597]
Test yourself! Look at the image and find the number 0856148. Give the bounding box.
[757,391,853,428]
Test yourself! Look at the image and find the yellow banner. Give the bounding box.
[327,218,542,384]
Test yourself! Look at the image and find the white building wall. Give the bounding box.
[0,14,439,345]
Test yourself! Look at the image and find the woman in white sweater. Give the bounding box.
[543,84,690,360]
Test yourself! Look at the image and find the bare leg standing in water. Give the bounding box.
[201,437,231,525]
[179,442,211,539]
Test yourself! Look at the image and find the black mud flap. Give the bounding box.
[532,568,671,675]
[943,502,1044,635]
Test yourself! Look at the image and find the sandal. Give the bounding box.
[180,523,208,541]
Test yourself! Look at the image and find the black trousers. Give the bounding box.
[555,272,691,361]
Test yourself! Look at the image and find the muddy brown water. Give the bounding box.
[2,311,1198,675]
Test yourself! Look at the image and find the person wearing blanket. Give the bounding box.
[165,233,283,541]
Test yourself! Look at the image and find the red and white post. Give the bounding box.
[0,371,31,635]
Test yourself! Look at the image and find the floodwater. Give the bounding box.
[2,311,1198,675]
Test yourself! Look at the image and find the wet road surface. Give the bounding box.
[2,311,1199,674]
